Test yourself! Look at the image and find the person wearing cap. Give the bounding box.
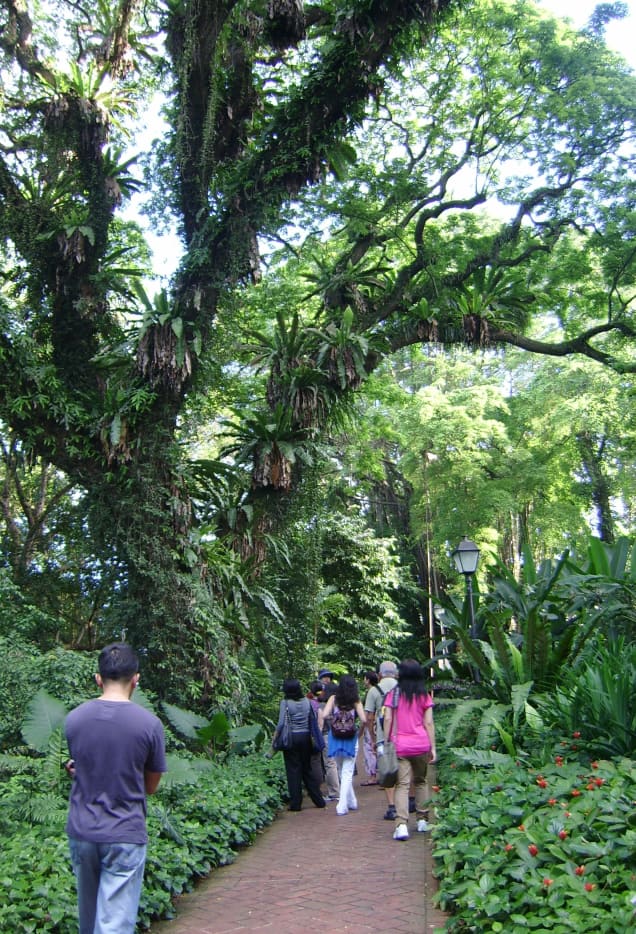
[372,660,399,819]
[317,668,339,801]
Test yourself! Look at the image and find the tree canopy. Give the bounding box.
[0,0,634,697]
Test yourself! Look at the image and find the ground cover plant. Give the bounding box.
[0,751,286,931]
[431,743,636,932]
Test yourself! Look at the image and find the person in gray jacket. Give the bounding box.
[274,679,327,811]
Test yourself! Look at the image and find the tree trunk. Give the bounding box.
[576,431,615,544]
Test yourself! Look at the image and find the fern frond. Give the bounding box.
[443,698,490,746]
[477,703,511,748]
[511,682,533,732]
[450,747,516,768]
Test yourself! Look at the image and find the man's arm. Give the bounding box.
[145,771,163,795]
[365,709,376,735]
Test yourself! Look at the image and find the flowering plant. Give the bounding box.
[432,742,636,932]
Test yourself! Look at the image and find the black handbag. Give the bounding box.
[272,702,293,751]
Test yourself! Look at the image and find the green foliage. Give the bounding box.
[0,751,286,932]
[0,641,96,750]
[21,689,67,752]
[440,539,624,699]
[0,569,60,644]
[539,639,636,758]
[433,746,636,932]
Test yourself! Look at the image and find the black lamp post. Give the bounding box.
[451,536,480,641]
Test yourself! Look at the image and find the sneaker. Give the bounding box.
[383,805,397,820]
[417,819,430,833]
[336,806,349,816]
[393,823,409,841]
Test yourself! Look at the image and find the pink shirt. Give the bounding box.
[385,690,434,757]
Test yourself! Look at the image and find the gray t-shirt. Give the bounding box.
[371,676,397,742]
[65,699,167,844]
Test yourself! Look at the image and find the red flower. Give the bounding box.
[548,798,558,806]
[572,731,581,738]
[518,824,525,831]
[594,778,604,787]
[586,782,595,791]
[584,882,595,892]
[528,844,539,857]
[575,865,585,876]
[591,761,599,769]
[537,778,548,788]
[558,830,568,840]
[505,843,514,852]
[432,785,440,792]
[543,878,553,887]
[571,789,581,797]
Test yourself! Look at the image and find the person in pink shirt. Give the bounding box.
[382,658,436,841]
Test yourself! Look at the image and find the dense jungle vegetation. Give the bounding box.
[1,0,635,928]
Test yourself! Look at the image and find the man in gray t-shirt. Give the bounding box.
[367,660,398,819]
[65,642,167,934]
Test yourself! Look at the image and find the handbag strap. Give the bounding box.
[387,687,400,741]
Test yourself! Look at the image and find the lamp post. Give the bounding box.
[451,537,480,680]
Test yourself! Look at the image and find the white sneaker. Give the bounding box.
[393,823,409,841]
[417,819,430,833]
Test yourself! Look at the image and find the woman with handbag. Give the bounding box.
[382,659,436,841]
[273,679,326,812]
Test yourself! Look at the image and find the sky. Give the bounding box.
[136,0,636,280]
[539,0,635,62]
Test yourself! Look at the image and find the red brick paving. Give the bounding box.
[149,769,450,934]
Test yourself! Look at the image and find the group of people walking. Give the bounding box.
[272,658,436,841]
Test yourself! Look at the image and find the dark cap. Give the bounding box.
[318,668,333,679]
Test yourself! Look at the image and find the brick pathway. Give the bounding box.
[149,770,449,934]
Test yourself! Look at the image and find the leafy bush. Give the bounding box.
[0,635,41,747]
[0,751,286,931]
[0,642,96,750]
[432,745,636,932]
[538,639,636,759]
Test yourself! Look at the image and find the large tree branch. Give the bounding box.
[0,0,56,84]
[381,315,636,374]
[488,321,636,373]
[175,0,453,308]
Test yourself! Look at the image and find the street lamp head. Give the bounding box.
[452,537,480,576]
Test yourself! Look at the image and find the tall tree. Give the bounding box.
[0,0,634,695]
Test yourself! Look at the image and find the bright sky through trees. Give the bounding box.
[133,0,636,278]
[540,0,635,62]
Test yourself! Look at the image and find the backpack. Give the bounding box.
[375,684,386,729]
[330,705,357,739]
[379,685,399,736]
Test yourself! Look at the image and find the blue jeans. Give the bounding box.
[69,838,147,934]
